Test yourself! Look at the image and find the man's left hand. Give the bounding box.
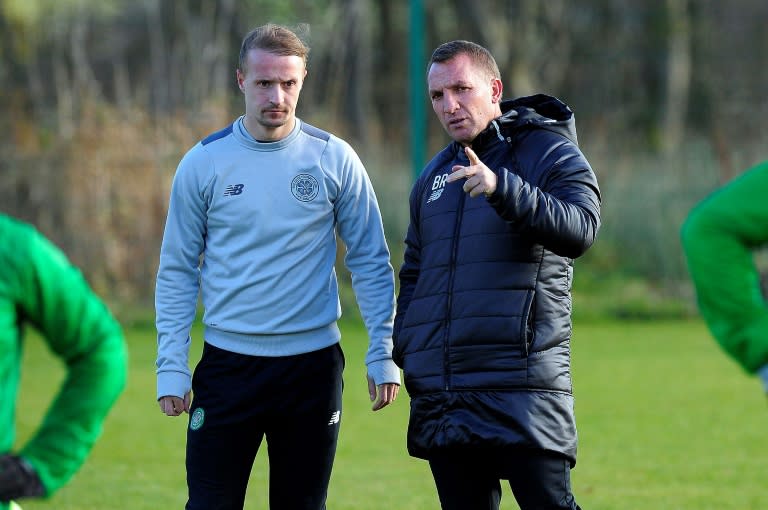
[447,146,497,198]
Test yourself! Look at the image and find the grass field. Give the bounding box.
[12,317,768,509]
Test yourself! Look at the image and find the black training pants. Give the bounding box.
[428,448,581,510]
[185,342,344,510]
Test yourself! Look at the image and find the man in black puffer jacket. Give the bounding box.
[393,40,601,510]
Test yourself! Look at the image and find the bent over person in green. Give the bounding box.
[0,214,127,509]
[681,161,768,391]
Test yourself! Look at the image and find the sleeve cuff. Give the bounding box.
[157,371,192,400]
[366,359,401,386]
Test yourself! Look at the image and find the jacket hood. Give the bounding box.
[472,93,578,149]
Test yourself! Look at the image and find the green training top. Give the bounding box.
[681,161,768,373]
[0,214,127,504]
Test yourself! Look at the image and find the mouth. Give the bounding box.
[447,117,467,128]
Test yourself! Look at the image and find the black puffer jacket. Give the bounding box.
[393,94,601,464]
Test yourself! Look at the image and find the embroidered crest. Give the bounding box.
[291,174,320,202]
[190,407,205,431]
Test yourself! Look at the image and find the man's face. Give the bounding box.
[237,48,306,141]
[427,53,503,146]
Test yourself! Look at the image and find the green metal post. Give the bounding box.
[409,0,426,181]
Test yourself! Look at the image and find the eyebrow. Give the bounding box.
[429,80,472,94]
[251,76,300,83]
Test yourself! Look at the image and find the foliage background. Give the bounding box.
[1,0,767,314]
[5,2,768,509]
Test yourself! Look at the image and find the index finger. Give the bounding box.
[465,146,481,166]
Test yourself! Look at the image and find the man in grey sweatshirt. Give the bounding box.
[155,23,400,510]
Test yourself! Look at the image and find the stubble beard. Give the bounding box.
[259,110,290,129]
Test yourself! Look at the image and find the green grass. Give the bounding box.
[12,317,768,509]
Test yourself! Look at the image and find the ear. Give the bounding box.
[490,78,503,103]
[236,69,245,93]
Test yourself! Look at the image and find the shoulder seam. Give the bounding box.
[201,124,234,146]
[300,122,331,142]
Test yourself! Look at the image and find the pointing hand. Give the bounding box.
[446,146,497,198]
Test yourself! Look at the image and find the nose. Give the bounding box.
[268,86,284,105]
[443,92,459,114]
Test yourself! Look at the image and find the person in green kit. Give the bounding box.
[0,214,127,509]
[681,161,768,391]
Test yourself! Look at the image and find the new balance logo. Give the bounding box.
[427,189,444,203]
[328,410,341,426]
[427,173,448,204]
[223,184,244,196]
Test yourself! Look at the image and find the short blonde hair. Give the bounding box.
[238,23,310,71]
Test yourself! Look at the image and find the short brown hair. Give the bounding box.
[428,40,501,80]
[238,23,310,71]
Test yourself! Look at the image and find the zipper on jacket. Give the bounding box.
[443,187,467,391]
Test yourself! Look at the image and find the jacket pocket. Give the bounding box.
[520,290,535,356]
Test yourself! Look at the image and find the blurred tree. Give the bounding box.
[0,0,767,303]
[661,0,691,154]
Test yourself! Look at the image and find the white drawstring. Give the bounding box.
[491,119,505,142]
